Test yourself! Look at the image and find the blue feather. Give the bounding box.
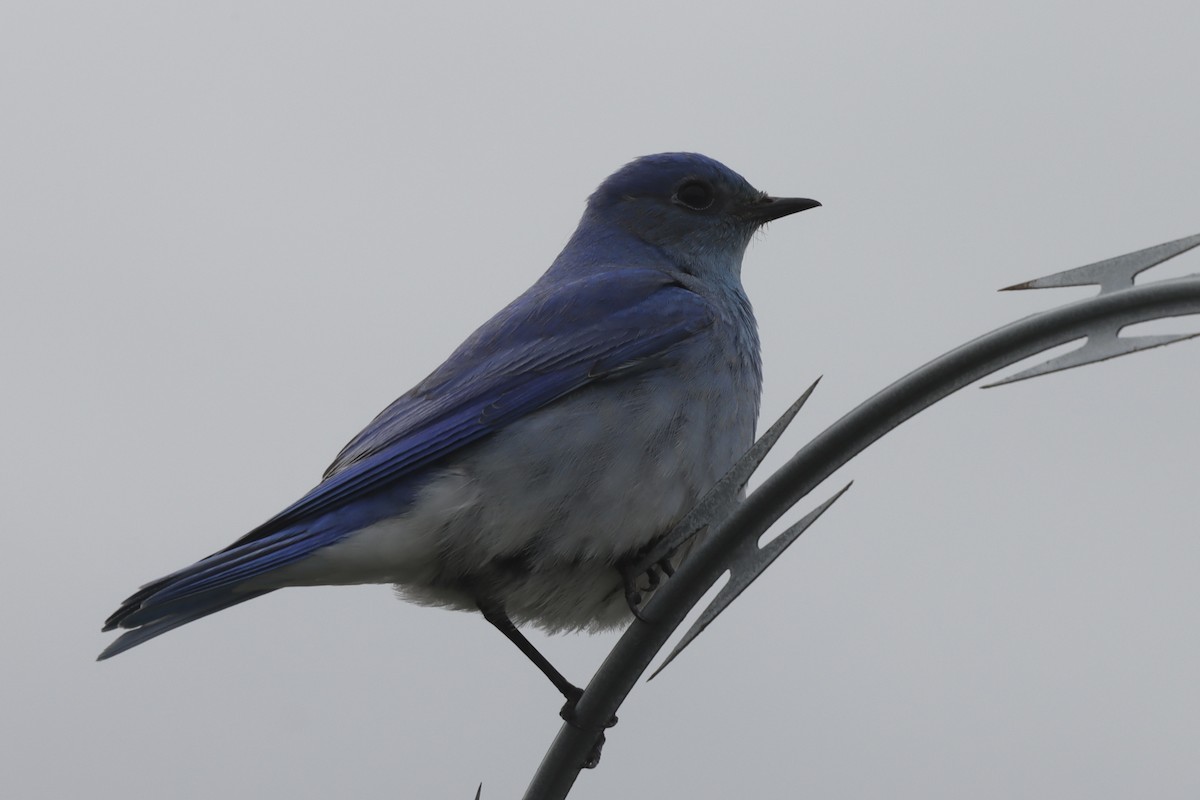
[102,269,712,648]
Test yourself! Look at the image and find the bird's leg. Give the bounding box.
[477,600,617,768]
[478,600,581,711]
[617,554,675,618]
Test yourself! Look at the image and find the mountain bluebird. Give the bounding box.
[100,152,819,712]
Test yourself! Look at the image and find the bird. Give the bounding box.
[100,152,819,715]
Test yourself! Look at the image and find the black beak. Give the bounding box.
[739,195,822,224]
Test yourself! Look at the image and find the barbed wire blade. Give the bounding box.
[647,482,853,681]
[983,328,1200,388]
[628,378,821,578]
[1000,231,1200,294]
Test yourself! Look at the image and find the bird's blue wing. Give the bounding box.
[252,267,713,537]
[100,268,714,652]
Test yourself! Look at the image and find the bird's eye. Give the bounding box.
[674,180,715,211]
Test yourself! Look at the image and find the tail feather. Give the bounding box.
[99,522,349,659]
[97,589,272,661]
[99,492,401,658]
[101,528,314,632]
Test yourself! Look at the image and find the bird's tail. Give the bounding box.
[97,586,272,660]
[98,517,347,660]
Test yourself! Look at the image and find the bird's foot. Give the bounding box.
[559,687,618,728]
[618,555,675,619]
[581,732,606,770]
[558,685,584,722]
[559,687,618,769]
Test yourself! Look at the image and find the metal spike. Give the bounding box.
[1000,231,1200,295]
[647,482,853,680]
[983,330,1200,387]
[474,784,482,800]
[626,378,821,579]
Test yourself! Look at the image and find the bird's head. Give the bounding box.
[578,152,820,281]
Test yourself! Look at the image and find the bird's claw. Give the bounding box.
[619,555,675,618]
[581,732,606,769]
[560,689,618,729]
[559,687,618,769]
[558,686,584,722]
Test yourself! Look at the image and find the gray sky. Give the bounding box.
[4,2,1199,798]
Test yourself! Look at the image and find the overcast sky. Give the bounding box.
[4,2,1199,798]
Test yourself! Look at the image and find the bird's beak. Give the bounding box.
[739,195,822,224]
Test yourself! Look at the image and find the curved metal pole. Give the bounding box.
[522,251,1200,799]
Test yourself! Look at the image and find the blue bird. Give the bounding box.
[100,152,819,711]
